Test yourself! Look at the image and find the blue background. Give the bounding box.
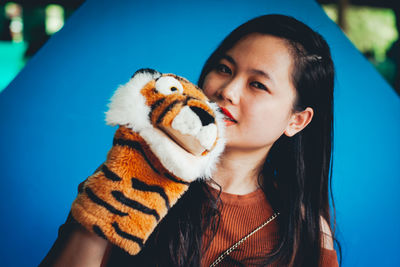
[0,0,399,266]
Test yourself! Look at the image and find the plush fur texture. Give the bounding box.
[71,69,225,255]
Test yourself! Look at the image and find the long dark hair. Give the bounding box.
[123,14,340,266]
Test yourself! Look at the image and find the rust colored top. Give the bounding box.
[201,186,339,267]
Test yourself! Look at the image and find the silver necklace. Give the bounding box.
[209,212,279,267]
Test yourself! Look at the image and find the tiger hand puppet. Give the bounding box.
[70,68,225,255]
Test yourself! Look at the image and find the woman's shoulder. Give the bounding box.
[320,216,334,250]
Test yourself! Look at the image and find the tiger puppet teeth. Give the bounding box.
[71,68,225,256]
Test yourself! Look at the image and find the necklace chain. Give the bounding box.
[209,212,280,267]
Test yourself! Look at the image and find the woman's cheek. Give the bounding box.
[202,73,218,96]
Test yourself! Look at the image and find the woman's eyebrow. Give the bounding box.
[249,69,274,85]
[221,54,236,65]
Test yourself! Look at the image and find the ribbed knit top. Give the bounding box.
[201,185,339,267]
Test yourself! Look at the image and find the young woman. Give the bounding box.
[40,14,340,266]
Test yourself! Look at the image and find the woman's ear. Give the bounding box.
[284,107,314,137]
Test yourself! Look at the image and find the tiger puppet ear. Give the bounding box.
[71,68,225,255]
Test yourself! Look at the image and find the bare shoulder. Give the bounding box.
[320,216,334,250]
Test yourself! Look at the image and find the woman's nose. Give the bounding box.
[219,78,242,105]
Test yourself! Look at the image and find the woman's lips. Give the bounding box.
[219,106,237,123]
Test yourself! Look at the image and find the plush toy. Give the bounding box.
[70,68,225,255]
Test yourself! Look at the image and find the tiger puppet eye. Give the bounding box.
[70,68,225,255]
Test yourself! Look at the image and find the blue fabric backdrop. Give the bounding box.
[0,0,399,266]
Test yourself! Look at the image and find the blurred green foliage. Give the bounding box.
[323,4,398,87]
[323,4,398,61]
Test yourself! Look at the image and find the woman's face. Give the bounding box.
[203,33,298,152]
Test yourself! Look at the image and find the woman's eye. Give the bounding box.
[251,81,269,91]
[216,64,232,75]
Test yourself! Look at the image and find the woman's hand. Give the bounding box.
[53,225,108,267]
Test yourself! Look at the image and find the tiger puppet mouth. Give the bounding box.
[105,68,226,181]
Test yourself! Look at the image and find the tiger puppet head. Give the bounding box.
[105,68,226,181]
[71,68,225,256]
